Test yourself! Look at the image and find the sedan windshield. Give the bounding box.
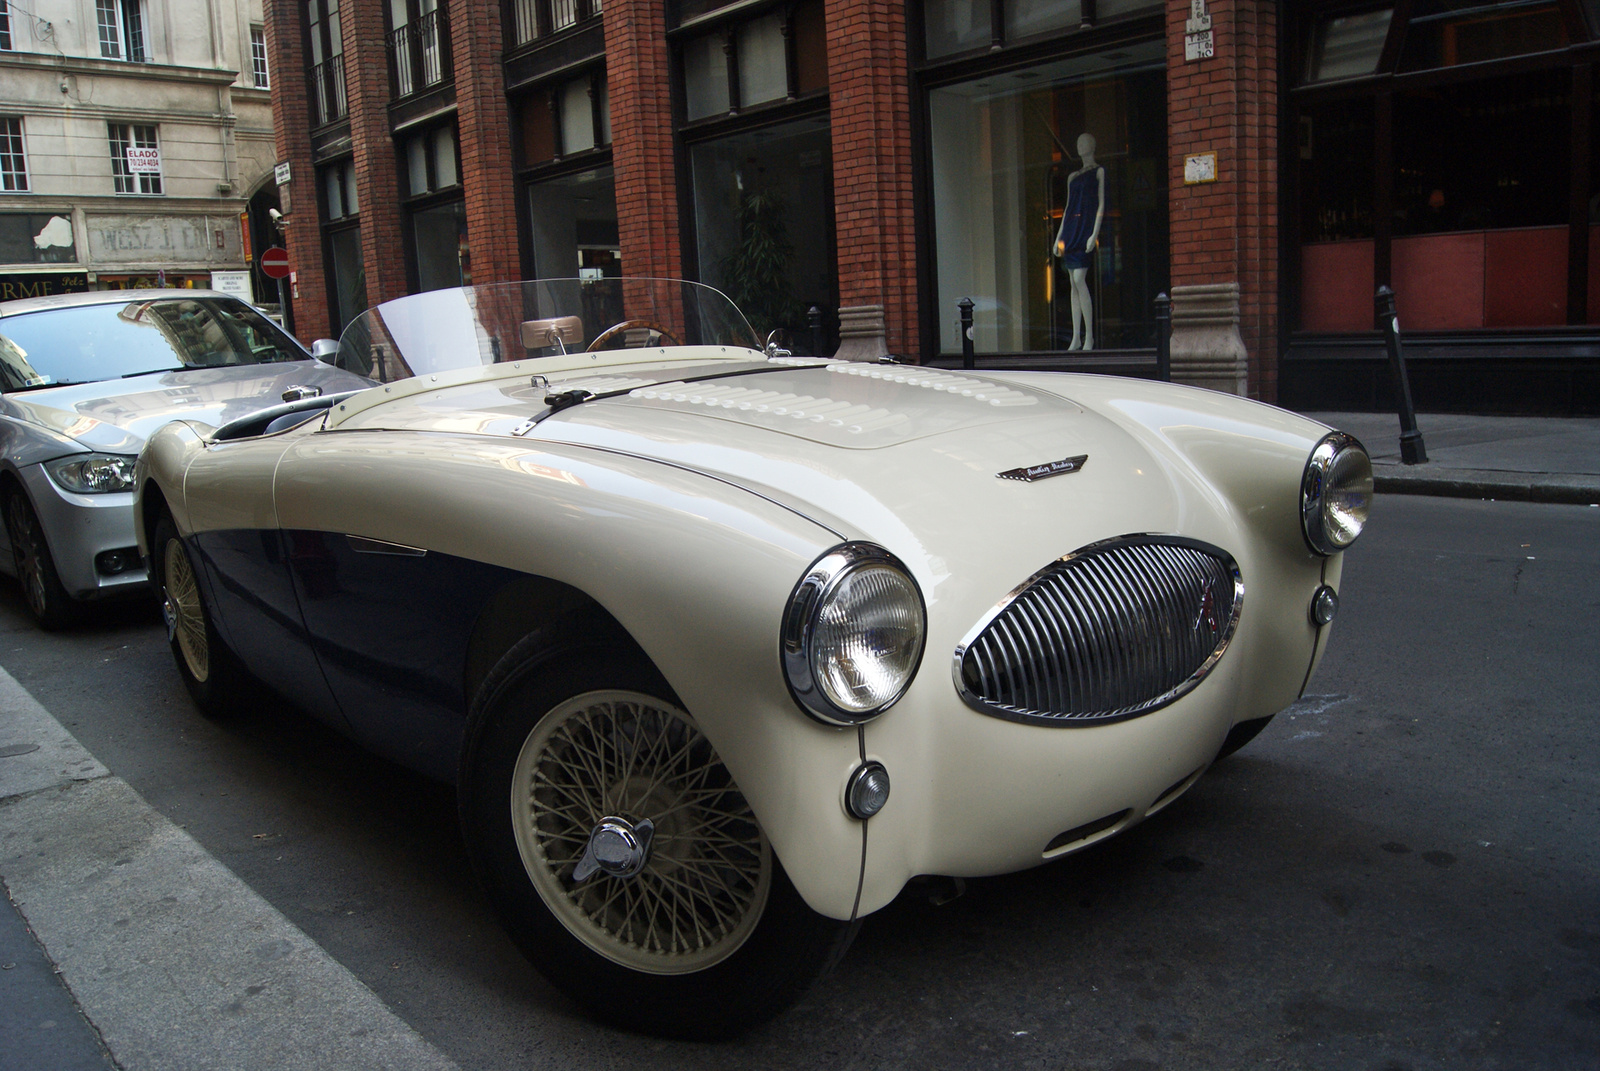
[0,297,309,391]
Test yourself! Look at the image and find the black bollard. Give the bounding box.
[958,297,975,370]
[1153,291,1171,382]
[807,305,823,356]
[1375,286,1427,465]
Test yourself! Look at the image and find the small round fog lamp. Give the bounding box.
[845,761,891,820]
[1310,584,1339,627]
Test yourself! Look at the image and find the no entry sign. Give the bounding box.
[260,247,291,280]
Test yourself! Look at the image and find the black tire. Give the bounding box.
[459,628,858,1039]
[1215,714,1274,762]
[152,512,243,718]
[5,489,78,630]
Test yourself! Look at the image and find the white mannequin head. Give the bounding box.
[1077,133,1097,160]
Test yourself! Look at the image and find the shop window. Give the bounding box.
[1305,9,1392,83]
[97,0,146,61]
[326,227,366,333]
[250,25,270,88]
[412,201,468,291]
[108,123,161,194]
[0,214,75,263]
[925,0,1155,60]
[681,3,825,122]
[1095,0,1163,17]
[925,0,993,58]
[928,42,1167,353]
[689,116,836,339]
[321,159,358,220]
[1,117,26,192]
[1399,0,1568,71]
[527,165,619,278]
[1008,0,1082,41]
[1298,100,1375,332]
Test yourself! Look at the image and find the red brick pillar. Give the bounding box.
[265,0,330,342]
[825,0,918,360]
[342,0,408,304]
[1165,0,1278,400]
[603,0,683,281]
[450,2,519,284]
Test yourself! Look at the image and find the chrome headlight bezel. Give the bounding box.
[781,542,927,727]
[44,453,139,495]
[1301,431,1373,556]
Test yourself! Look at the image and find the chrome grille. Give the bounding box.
[954,536,1241,726]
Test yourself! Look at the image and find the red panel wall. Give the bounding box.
[1300,240,1374,332]
[1392,233,1485,330]
[1484,226,1567,327]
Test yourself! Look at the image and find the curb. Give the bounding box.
[1374,467,1600,505]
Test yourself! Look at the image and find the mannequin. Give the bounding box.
[1051,133,1106,351]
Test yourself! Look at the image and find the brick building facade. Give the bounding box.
[263,0,1600,413]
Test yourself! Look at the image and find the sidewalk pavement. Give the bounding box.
[1307,411,1600,505]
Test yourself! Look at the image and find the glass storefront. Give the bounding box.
[527,165,619,279]
[690,116,836,339]
[328,227,366,334]
[412,199,468,292]
[928,41,1167,354]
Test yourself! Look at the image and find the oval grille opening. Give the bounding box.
[955,536,1241,726]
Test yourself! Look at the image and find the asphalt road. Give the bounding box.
[2,494,1597,1070]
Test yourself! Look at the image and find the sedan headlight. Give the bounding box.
[1301,432,1373,555]
[45,453,138,494]
[782,543,926,726]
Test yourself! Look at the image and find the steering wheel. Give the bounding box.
[586,319,683,351]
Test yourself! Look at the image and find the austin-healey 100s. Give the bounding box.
[133,278,1372,1038]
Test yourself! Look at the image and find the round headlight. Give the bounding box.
[782,543,926,726]
[1301,432,1373,556]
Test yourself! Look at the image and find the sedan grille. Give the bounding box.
[954,536,1241,726]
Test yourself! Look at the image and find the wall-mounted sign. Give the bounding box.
[210,270,255,302]
[126,147,162,173]
[1184,152,1218,185]
[274,161,292,186]
[1185,0,1214,61]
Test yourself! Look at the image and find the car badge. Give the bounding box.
[997,453,1088,483]
[1194,581,1219,633]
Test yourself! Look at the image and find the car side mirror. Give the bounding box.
[310,338,339,363]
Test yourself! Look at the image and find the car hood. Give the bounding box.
[1,361,371,454]
[330,361,1218,578]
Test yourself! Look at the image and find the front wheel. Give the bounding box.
[460,634,857,1039]
[153,512,243,717]
[5,490,78,630]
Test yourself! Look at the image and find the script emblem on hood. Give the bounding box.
[997,453,1088,483]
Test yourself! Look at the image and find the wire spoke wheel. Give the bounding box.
[162,536,208,684]
[510,690,772,975]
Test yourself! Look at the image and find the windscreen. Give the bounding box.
[333,278,761,383]
[0,297,309,391]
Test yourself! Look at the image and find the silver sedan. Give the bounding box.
[0,289,370,628]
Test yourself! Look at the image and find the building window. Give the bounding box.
[527,165,618,278]
[511,0,602,47]
[320,159,358,220]
[400,123,466,291]
[679,0,825,123]
[1,117,27,192]
[308,0,348,125]
[97,0,147,61]
[388,0,450,99]
[1,1,13,51]
[402,125,459,196]
[927,41,1168,353]
[108,123,162,194]
[326,227,366,333]
[517,71,609,167]
[250,25,270,88]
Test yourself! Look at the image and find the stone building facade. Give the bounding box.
[0,0,279,304]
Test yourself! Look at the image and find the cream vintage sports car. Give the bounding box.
[133,278,1372,1038]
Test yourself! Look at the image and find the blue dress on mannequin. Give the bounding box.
[1053,167,1103,270]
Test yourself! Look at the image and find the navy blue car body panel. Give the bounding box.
[194,527,524,782]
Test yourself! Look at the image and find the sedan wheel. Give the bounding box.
[461,633,857,1039]
[5,491,76,630]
